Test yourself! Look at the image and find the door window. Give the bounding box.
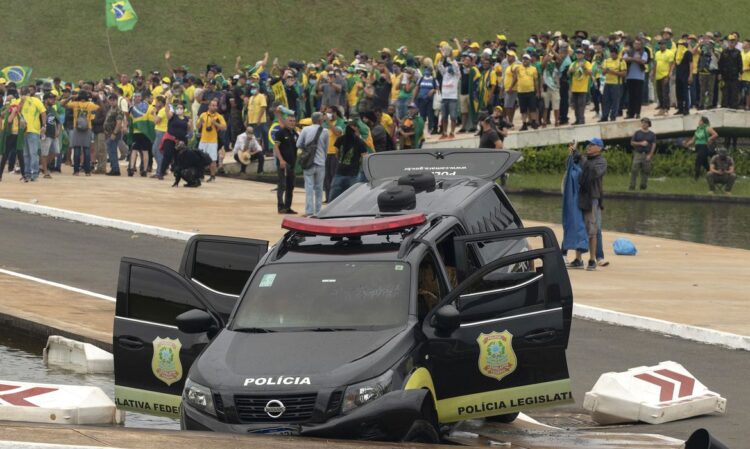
[191,240,264,296]
[128,265,204,326]
[417,254,447,321]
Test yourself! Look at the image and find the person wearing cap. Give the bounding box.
[502,50,521,126]
[599,44,627,122]
[437,49,460,139]
[623,38,649,119]
[653,39,675,116]
[555,40,573,125]
[661,27,675,49]
[568,48,592,125]
[629,118,656,190]
[541,47,561,127]
[477,111,501,149]
[718,33,742,108]
[706,147,736,194]
[674,39,693,115]
[398,102,424,149]
[567,138,607,271]
[62,89,98,177]
[517,53,540,130]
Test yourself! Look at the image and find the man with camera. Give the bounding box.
[196,98,227,182]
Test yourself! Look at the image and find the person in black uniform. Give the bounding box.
[272,111,299,214]
[171,143,212,187]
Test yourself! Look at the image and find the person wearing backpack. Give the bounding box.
[296,112,328,216]
[62,90,99,176]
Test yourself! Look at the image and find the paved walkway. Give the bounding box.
[0,168,748,342]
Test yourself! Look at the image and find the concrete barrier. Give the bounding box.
[0,380,123,425]
[43,336,113,374]
[583,361,726,425]
[425,108,750,150]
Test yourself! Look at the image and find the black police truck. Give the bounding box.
[113,149,574,443]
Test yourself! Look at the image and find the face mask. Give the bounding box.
[162,83,169,90]
[326,112,333,120]
[250,89,258,95]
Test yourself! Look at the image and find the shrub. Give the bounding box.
[511,145,749,177]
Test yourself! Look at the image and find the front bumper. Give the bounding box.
[182,389,429,441]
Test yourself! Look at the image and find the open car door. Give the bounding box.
[114,235,267,418]
[423,227,573,423]
[178,235,268,321]
[363,148,521,182]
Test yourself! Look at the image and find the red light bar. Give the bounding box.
[282,214,426,236]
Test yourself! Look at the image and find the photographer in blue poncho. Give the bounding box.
[562,138,608,271]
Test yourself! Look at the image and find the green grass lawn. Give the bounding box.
[2,1,749,80]
[506,173,750,197]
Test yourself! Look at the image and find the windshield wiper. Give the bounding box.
[297,327,357,332]
[233,327,277,333]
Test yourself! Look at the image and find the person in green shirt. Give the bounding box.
[683,116,719,179]
[398,103,424,149]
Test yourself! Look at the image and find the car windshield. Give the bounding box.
[230,261,411,331]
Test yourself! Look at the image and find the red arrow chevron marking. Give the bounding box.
[656,369,695,398]
[0,386,58,406]
[634,373,675,402]
[0,384,17,392]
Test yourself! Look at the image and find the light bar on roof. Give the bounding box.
[281,214,426,237]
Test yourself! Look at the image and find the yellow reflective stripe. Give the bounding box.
[404,367,438,407]
[115,385,182,419]
[435,379,573,423]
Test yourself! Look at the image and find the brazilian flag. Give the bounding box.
[106,0,138,32]
[1,66,33,86]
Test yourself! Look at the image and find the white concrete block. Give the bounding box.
[0,380,123,425]
[583,361,726,425]
[722,109,746,127]
[43,336,113,374]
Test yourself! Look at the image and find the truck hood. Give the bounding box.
[191,326,413,390]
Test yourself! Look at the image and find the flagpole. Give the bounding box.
[105,27,120,74]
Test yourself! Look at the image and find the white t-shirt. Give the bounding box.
[233,132,262,156]
[438,60,460,100]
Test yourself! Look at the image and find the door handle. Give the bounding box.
[118,336,144,350]
[523,329,556,342]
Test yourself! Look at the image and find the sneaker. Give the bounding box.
[285,208,298,215]
[106,171,121,176]
[586,260,597,271]
[597,258,610,267]
[277,208,287,214]
[207,176,216,182]
[567,259,584,269]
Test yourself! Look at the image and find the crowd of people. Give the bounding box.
[0,27,746,202]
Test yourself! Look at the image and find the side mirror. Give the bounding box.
[432,304,460,332]
[176,309,215,334]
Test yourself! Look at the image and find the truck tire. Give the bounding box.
[485,412,519,423]
[401,419,440,443]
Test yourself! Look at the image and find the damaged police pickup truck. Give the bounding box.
[113,149,574,443]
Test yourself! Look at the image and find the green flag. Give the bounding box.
[106,0,138,31]
[1,66,33,86]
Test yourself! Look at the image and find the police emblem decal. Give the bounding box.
[477,330,517,381]
[151,337,183,386]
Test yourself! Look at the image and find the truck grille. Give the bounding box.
[234,393,317,423]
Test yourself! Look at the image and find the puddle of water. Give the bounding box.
[0,332,178,430]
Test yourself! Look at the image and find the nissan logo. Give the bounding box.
[264,399,286,419]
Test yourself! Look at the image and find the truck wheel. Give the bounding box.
[401,419,440,443]
[485,412,519,423]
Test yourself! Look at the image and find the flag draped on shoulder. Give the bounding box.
[1,66,33,86]
[106,0,138,31]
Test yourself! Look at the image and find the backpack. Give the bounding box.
[299,125,324,170]
[76,108,90,131]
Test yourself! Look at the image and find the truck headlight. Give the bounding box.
[184,379,216,416]
[341,370,393,414]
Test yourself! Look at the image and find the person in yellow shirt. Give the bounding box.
[653,40,675,115]
[568,48,592,124]
[502,51,521,125]
[600,48,627,122]
[152,95,168,178]
[62,90,99,176]
[17,88,48,180]
[117,74,134,99]
[742,39,750,109]
[245,83,268,151]
[197,98,227,181]
[517,54,540,130]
